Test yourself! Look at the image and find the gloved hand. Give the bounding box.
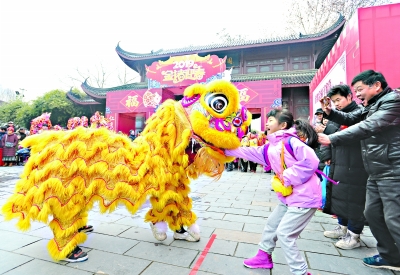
[271,175,293,197]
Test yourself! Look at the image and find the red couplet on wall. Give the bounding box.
[0,148,4,166]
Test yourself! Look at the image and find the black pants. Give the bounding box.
[225,162,234,171]
[337,217,364,234]
[240,159,248,172]
[364,179,400,266]
[249,161,257,172]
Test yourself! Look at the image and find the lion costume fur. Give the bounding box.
[2,79,251,261]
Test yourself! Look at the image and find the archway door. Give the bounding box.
[117,112,146,135]
[282,87,310,121]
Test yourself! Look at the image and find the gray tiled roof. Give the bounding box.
[116,15,344,60]
[81,80,148,98]
[79,69,317,99]
[231,69,317,85]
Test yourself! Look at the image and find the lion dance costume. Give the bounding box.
[2,80,251,261]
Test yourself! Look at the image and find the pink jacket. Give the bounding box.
[225,128,322,208]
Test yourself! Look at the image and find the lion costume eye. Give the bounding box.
[204,93,228,114]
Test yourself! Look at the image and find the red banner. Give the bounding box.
[145,54,226,87]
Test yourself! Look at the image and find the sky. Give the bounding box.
[2,0,399,102]
[0,0,289,101]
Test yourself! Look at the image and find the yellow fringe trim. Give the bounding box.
[2,83,244,258]
[47,232,87,261]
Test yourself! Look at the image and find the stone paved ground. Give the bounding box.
[1,166,399,275]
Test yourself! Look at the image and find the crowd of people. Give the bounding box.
[0,121,29,166]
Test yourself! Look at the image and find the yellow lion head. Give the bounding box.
[182,80,252,163]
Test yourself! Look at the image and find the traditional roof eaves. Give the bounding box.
[117,15,345,61]
[66,91,102,105]
[231,69,317,85]
[81,80,148,98]
[79,70,316,99]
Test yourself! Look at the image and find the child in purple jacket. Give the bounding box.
[225,109,320,275]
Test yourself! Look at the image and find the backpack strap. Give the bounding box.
[262,144,271,170]
[285,136,339,185]
[284,136,295,159]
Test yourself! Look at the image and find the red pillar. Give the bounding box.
[260,107,267,132]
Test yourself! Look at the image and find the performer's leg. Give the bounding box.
[48,212,88,262]
[146,189,199,242]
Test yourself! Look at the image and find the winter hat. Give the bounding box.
[314,108,324,115]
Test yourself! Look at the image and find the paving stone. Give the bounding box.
[198,226,216,238]
[309,216,338,225]
[192,252,270,275]
[25,226,54,239]
[224,214,267,225]
[0,250,33,274]
[235,194,256,199]
[140,262,192,275]
[338,246,379,260]
[248,209,270,218]
[0,230,41,251]
[270,262,294,275]
[200,201,233,207]
[114,216,149,229]
[118,226,175,245]
[3,259,92,275]
[360,236,377,248]
[361,226,373,237]
[240,191,258,195]
[196,210,225,220]
[192,205,211,211]
[231,203,267,211]
[13,239,68,264]
[81,232,139,254]
[0,219,46,233]
[300,229,335,242]
[306,251,394,274]
[67,249,151,275]
[125,242,198,268]
[214,228,261,244]
[109,207,136,216]
[197,218,244,231]
[243,223,265,234]
[297,238,340,255]
[235,242,259,258]
[87,221,131,236]
[170,236,211,251]
[207,206,249,215]
[304,222,325,232]
[216,198,242,204]
[88,212,126,222]
[252,201,278,207]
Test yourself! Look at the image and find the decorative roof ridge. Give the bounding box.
[66,90,102,105]
[232,69,318,78]
[81,79,148,97]
[231,69,318,85]
[117,14,344,60]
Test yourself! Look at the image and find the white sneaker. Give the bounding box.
[173,230,200,242]
[335,230,361,250]
[149,223,167,241]
[324,224,348,239]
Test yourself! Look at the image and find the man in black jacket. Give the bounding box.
[320,85,368,250]
[318,70,400,271]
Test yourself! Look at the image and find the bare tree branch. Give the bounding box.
[285,0,391,34]
[0,85,17,102]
